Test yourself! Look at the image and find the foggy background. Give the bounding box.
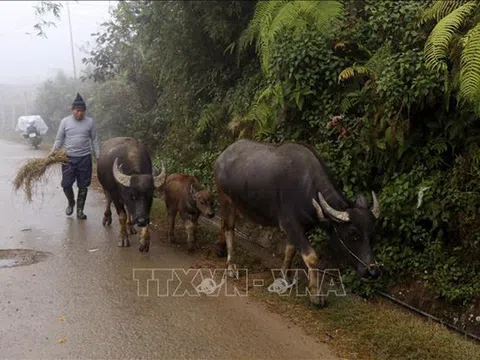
[0,1,114,134]
[0,1,113,84]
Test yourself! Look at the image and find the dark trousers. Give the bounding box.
[61,154,92,189]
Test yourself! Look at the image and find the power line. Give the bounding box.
[66,1,77,80]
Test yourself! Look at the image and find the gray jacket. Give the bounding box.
[52,115,100,158]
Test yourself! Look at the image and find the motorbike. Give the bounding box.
[23,130,42,149]
[15,116,48,150]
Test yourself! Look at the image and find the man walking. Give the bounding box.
[51,93,100,220]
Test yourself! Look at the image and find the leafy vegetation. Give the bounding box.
[421,0,480,108]
[34,0,480,310]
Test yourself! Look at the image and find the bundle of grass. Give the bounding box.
[13,149,68,202]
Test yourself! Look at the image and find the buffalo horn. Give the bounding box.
[153,161,166,188]
[112,158,132,187]
[312,198,326,219]
[371,191,380,219]
[316,191,350,222]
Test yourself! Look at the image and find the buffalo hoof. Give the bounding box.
[127,225,137,235]
[283,274,298,287]
[309,295,328,309]
[227,264,239,279]
[102,216,112,226]
[216,242,227,258]
[187,243,198,253]
[139,242,149,252]
[117,236,130,248]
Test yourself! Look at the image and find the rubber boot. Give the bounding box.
[63,187,75,216]
[77,187,88,220]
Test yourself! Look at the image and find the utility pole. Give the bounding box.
[1,105,5,135]
[23,91,28,115]
[11,103,16,131]
[66,1,77,80]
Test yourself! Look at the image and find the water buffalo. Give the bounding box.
[163,173,215,252]
[214,139,381,306]
[97,137,166,252]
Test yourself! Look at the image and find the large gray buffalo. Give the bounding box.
[97,137,166,252]
[214,139,381,306]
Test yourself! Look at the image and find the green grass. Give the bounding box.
[245,283,480,360]
[321,296,480,360]
[248,279,480,360]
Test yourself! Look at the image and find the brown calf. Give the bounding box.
[163,173,215,252]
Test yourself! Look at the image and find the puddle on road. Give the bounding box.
[0,249,51,268]
[0,258,19,267]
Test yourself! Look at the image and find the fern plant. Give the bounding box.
[238,0,344,74]
[244,101,279,140]
[197,103,232,133]
[338,44,392,83]
[420,0,471,24]
[337,45,392,117]
[460,22,480,110]
[338,65,374,82]
[422,0,480,107]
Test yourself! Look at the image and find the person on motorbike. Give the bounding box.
[23,120,39,139]
[27,122,38,135]
[23,118,43,150]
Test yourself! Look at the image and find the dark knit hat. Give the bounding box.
[72,93,86,110]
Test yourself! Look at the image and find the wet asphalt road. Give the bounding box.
[0,139,337,360]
